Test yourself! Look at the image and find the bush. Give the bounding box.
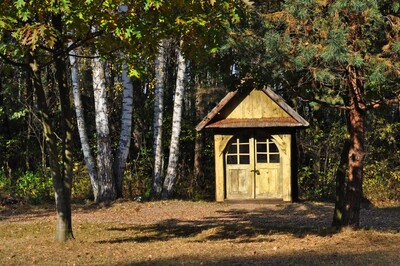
[0,170,11,199]
[71,163,94,201]
[298,166,336,201]
[364,161,400,205]
[14,170,54,204]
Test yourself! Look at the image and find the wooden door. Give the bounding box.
[254,136,282,199]
[225,136,254,199]
[225,134,282,200]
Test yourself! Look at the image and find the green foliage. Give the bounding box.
[124,147,154,200]
[14,170,54,204]
[0,170,11,193]
[362,109,400,204]
[71,163,93,201]
[297,103,400,203]
[298,166,336,201]
[364,164,400,204]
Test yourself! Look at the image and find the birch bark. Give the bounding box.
[162,41,186,198]
[152,40,166,198]
[92,55,116,202]
[69,47,99,200]
[113,62,134,198]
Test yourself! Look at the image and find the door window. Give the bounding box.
[255,137,280,163]
[226,137,250,165]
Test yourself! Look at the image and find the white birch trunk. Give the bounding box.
[113,62,134,198]
[69,46,99,200]
[162,41,186,198]
[152,40,166,198]
[92,55,116,202]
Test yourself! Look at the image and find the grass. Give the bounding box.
[1,200,400,265]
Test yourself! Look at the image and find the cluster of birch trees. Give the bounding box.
[0,0,244,240]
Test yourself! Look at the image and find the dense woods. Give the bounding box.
[1,0,400,240]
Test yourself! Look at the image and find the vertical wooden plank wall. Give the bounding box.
[214,134,234,202]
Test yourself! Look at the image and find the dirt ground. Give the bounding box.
[1,200,400,265]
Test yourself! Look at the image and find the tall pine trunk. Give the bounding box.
[92,55,116,202]
[162,41,186,198]
[332,139,350,227]
[113,62,134,198]
[342,105,365,228]
[152,40,166,198]
[342,68,366,228]
[69,46,99,200]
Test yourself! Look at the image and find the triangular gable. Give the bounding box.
[195,87,309,131]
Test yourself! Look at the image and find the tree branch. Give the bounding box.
[0,54,26,68]
[368,96,400,109]
[300,96,350,110]
[66,30,104,53]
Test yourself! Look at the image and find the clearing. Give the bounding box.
[1,200,400,265]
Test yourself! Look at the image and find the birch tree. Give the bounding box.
[152,40,167,198]
[113,62,134,198]
[92,55,116,202]
[162,41,186,198]
[69,47,99,200]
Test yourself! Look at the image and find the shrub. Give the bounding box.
[14,170,53,204]
[70,163,94,201]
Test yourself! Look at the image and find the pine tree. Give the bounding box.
[262,0,400,228]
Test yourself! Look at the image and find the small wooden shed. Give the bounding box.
[196,87,309,202]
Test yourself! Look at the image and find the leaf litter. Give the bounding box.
[0,200,399,265]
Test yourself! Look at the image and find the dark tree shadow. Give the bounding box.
[121,249,400,266]
[361,206,400,231]
[97,202,337,244]
[0,203,54,222]
[97,202,400,245]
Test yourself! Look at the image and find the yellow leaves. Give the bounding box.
[129,68,141,79]
[315,0,328,7]
[175,17,187,26]
[29,61,38,72]
[241,0,254,9]
[18,24,57,51]
[262,11,287,23]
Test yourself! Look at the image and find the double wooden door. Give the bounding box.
[225,133,282,199]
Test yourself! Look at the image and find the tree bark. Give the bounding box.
[31,56,74,241]
[69,46,99,200]
[25,62,34,170]
[113,62,134,198]
[51,14,75,241]
[162,40,186,198]
[332,139,350,228]
[152,40,166,198]
[92,55,116,203]
[193,84,205,185]
[342,105,365,228]
[342,68,366,228]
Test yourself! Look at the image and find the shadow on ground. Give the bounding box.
[96,202,400,245]
[122,250,399,266]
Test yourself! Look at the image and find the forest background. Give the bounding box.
[0,0,400,240]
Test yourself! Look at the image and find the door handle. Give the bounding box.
[251,169,260,175]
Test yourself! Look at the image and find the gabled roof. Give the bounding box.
[195,87,309,131]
